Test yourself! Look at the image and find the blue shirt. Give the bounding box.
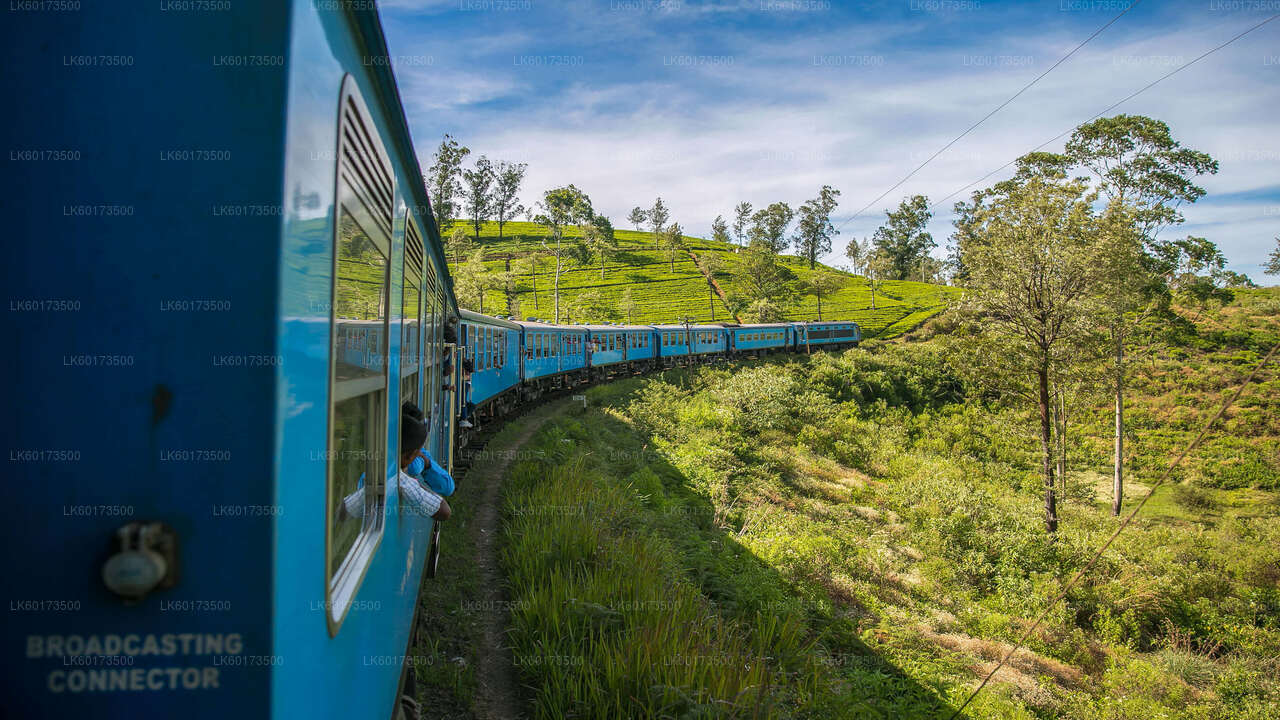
[407,450,454,497]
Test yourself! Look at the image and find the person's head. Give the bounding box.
[461,358,473,376]
[400,403,428,470]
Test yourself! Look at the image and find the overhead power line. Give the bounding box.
[834,0,1145,232]
[932,12,1280,212]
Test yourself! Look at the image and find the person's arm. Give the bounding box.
[417,450,456,497]
[398,471,448,521]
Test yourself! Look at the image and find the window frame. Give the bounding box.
[324,75,394,636]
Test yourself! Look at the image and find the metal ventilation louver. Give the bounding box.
[338,78,394,240]
[405,215,424,277]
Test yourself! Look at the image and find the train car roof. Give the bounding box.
[731,323,792,329]
[651,324,729,331]
[513,319,589,332]
[579,324,656,332]
[458,309,522,330]
[345,8,461,319]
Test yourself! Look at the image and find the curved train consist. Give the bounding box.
[3,3,855,719]
[458,310,859,430]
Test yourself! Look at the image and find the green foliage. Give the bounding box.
[495,289,1280,718]
[457,218,960,331]
[872,195,935,281]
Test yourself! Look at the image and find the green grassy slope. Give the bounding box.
[446,221,959,337]
[487,288,1280,719]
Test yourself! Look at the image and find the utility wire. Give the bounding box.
[932,12,1280,212]
[834,0,1145,232]
[947,341,1279,720]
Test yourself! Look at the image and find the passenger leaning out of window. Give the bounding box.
[458,358,475,429]
[401,401,455,497]
[340,403,451,521]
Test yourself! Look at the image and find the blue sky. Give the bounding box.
[379,0,1280,280]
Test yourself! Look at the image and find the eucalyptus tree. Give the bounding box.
[584,214,617,280]
[1061,115,1218,515]
[699,251,724,319]
[804,270,844,321]
[748,202,794,254]
[662,222,685,272]
[955,175,1109,533]
[490,160,527,241]
[446,226,472,270]
[711,215,731,245]
[732,202,753,246]
[1265,237,1280,276]
[648,197,670,248]
[843,236,865,276]
[462,155,494,240]
[534,185,594,323]
[618,287,638,323]
[734,239,795,313]
[872,195,934,280]
[426,134,469,233]
[628,206,648,232]
[795,186,841,269]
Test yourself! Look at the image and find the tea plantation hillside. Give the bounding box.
[444,221,959,337]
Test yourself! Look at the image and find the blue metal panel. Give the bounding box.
[270,5,447,720]
[459,313,521,406]
[2,4,292,719]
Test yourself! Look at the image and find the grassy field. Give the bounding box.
[445,220,960,337]
[474,288,1280,719]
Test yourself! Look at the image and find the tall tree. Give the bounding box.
[732,202,753,246]
[533,185,594,323]
[748,202,794,254]
[872,195,934,280]
[628,206,648,232]
[584,214,617,280]
[462,155,494,240]
[649,197,670,248]
[491,160,527,242]
[1061,115,1218,515]
[699,251,724,320]
[454,247,496,313]
[794,186,841,269]
[1265,237,1280,276]
[956,176,1108,533]
[426,134,470,234]
[662,222,685,272]
[711,215,731,245]
[447,226,472,270]
[865,249,891,310]
[520,250,546,312]
[844,236,864,276]
[733,241,795,314]
[618,287,638,324]
[804,270,844,321]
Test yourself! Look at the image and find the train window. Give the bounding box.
[325,75,394,634]
[423,256,439,427]
[401,216,423,406]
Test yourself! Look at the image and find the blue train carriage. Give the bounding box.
[3,4,457,720]
[730,323,793,356]
[459,310,522,421]
[654,324,729,364]
[793,321,862,351]
[516,320,589,398]
[584,324,659,377]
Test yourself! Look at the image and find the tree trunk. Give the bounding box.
[817,295,823,321]
[1039,366,1058,534]
[554,251,562,324]
[870,282,877,310]
[710,287,715,319]
[1057,390,1067,505]
[530,264,538,310]
[1113,333,1124,516]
